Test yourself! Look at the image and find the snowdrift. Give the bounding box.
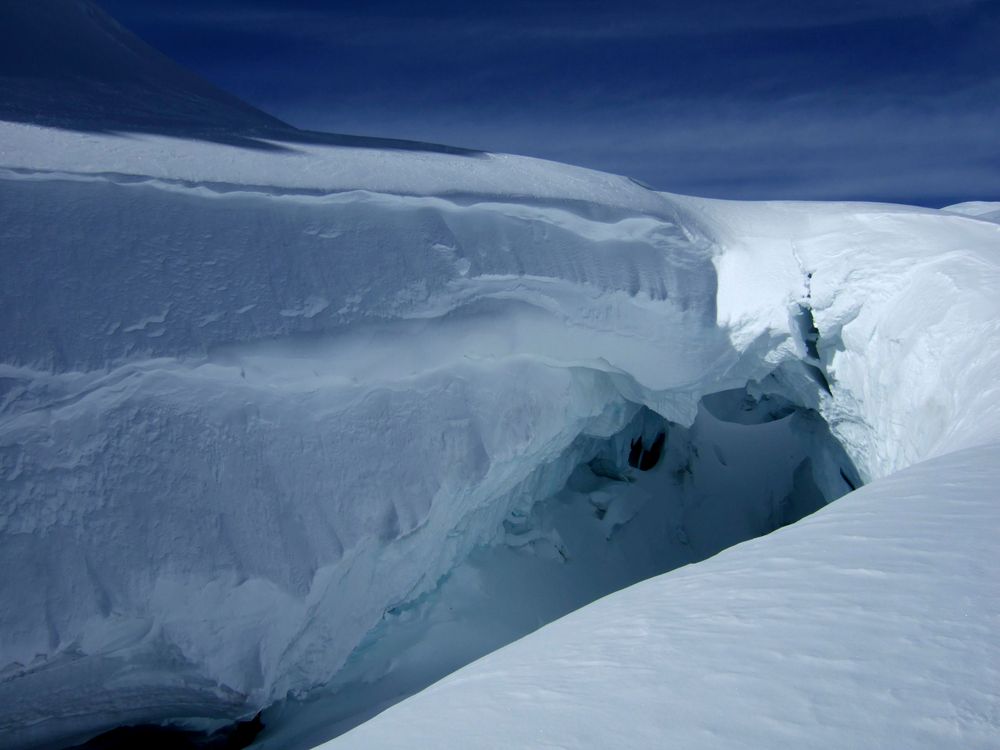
[2,2,999,748]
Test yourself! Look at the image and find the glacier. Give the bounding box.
[2,2,1000,749]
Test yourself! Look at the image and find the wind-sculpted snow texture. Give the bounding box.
[0,120,740,746]
[2,114,999,749]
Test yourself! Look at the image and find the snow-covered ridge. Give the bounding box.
[0,0,285,133]
[943,200,1000,224]
[0,121,670,212]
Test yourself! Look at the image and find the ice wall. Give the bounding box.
[2,128,999,748]
[672,194,1000,480]
[0,162,757,748]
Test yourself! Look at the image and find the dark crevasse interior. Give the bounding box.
[239,382,861,750]
[66,716,263,750]
[72,380,860,750]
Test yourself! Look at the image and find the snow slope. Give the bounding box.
[0,0,286,134]
[2,3,1000,748]
[326,441,1000,750]
[944,201,1000,224]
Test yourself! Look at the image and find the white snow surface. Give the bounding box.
[2,106,1000,750]
[325,440,1000,750]
[943,200,1000,224]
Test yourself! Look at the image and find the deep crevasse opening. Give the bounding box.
[28,366,858,750]
[10,164,997,750]
[252,382,860,750]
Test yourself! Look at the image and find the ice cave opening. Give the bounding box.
[243,381,862,750]
[67,374,861,750]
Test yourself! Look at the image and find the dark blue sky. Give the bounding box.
[100,0,1000,206]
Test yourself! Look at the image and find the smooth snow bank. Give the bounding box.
[2,119,999,748]
[0,125,668,219]
[324,441,1000,750]
[943,201,1000,224]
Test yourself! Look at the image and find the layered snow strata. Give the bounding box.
[2,121,999,748]
[0,141,756,749]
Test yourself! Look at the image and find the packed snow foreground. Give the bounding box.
[2,6,1000,750]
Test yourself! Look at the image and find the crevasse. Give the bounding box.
[2,133,999,750]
